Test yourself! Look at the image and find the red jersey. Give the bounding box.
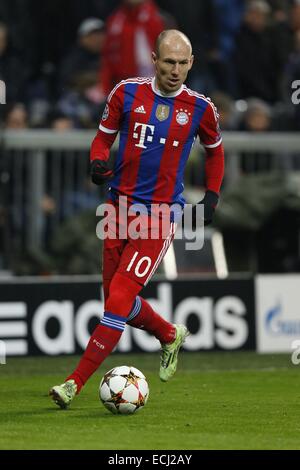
[98,77,223,208]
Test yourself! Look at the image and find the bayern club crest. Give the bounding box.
[176,109,191,125]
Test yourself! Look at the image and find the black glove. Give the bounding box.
[90,159,113,185]
[191,190,219,227]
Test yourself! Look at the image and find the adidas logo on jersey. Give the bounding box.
[134,105,146,114]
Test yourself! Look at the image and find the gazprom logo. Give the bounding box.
[265,301,300,335]
[0,80,6,104]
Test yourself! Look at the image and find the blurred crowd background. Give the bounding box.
[1,0,300,130]
[0,0,300,277]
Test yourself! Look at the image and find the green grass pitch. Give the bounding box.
[0,352,299,450]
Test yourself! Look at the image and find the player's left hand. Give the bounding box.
[192,190,219,227]
[90,159,113,185]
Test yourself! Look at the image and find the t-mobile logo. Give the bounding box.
[133,123,155,149]
[133,122,180,149]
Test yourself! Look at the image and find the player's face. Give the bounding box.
[152,40,194,95]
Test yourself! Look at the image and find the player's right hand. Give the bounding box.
[90,159,113,185]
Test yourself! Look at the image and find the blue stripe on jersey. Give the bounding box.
[172,98,209,204]
[111,83,138,190]
[132,95,175,204]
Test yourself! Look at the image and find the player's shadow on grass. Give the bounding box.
[0,409,62,420]
[0,408,117,420]
[66,411,139,419]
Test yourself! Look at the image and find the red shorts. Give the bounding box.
[101,199,177,286]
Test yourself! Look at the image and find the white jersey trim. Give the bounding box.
[99,123,118,134]
[202,138,223,149]
[151,77,184,98]
[107,77,152,102]
[184,86,220,121]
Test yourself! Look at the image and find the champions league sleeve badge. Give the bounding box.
[102,104,109,121]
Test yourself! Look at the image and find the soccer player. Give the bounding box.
[49,29,224,408]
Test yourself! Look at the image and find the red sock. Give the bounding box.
[127,297,175,344]
[67,273,141,393]
[66,312,126,393]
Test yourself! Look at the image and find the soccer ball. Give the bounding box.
[99,365,149,415]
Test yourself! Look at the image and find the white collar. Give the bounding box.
[151,77,184,98]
